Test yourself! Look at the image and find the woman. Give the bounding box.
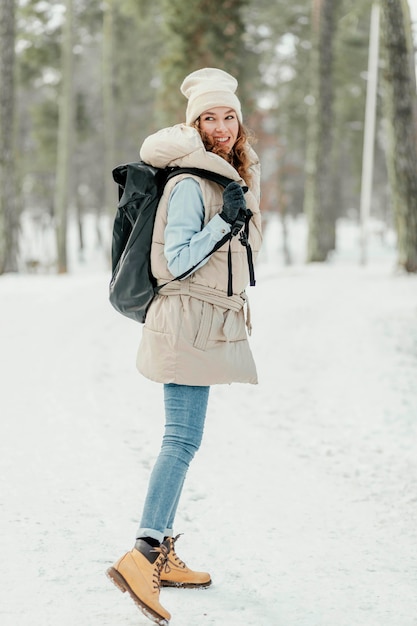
[107,68,262,626]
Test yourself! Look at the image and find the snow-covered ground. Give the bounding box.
[1,217,417,626]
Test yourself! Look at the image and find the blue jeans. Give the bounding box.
[137,383,210,543]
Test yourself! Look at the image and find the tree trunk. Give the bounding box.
[54,0,74,274]
[380,0,417,272]
[304,0,339,262]
[102,0,116,220]
[0,0,18,273]
[76,187,85,262]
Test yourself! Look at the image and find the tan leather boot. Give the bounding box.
[160,535,211,588]
[106,540,171,625]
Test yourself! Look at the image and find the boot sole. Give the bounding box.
[106,566,169,626]
[160,579,212,589]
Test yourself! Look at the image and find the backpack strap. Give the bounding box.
[166,166,233,189]
[160,166,255,296]
[239,209,256,287]
[173,229,232,282]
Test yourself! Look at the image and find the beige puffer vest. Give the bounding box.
[136,124,262,385]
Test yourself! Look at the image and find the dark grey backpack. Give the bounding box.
[109,161,248,323]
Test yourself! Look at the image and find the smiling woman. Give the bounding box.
[184,68,256,186]
[198,107,239,153]
[106,67,262,626]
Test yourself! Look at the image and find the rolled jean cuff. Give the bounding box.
[136,527,165,544]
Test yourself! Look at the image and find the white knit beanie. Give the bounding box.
[180,67,243,125]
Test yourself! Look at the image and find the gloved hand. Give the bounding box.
[219,182,247,225]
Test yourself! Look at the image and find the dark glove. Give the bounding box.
[219,182,247,225]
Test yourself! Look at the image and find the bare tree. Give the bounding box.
[380,0,417,272]
[54,0,75,273]
[304,0,340,262]
[0,0,18,273]
[102,0,116,221]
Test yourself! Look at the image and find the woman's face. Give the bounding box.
[198,106,239,153]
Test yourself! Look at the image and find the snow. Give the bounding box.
[1,216,417,626]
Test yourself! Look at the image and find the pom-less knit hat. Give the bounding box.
[180,67,243,125]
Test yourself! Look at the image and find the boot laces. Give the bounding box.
[163,533,186,573]
[151,543,169,590]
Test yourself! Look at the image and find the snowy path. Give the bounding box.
[1,261,417,626]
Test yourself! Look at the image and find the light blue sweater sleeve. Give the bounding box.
[164,178,231,277]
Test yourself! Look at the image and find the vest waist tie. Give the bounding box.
[157,280,252,335]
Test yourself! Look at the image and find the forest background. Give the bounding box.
[1,0,417,275]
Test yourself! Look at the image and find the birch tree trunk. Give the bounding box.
[304,0,339,262]
[0,0,18,273]
[54,0,74,274]
[380,0,417,272]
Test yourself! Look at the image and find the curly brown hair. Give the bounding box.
[192,120,255,186]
